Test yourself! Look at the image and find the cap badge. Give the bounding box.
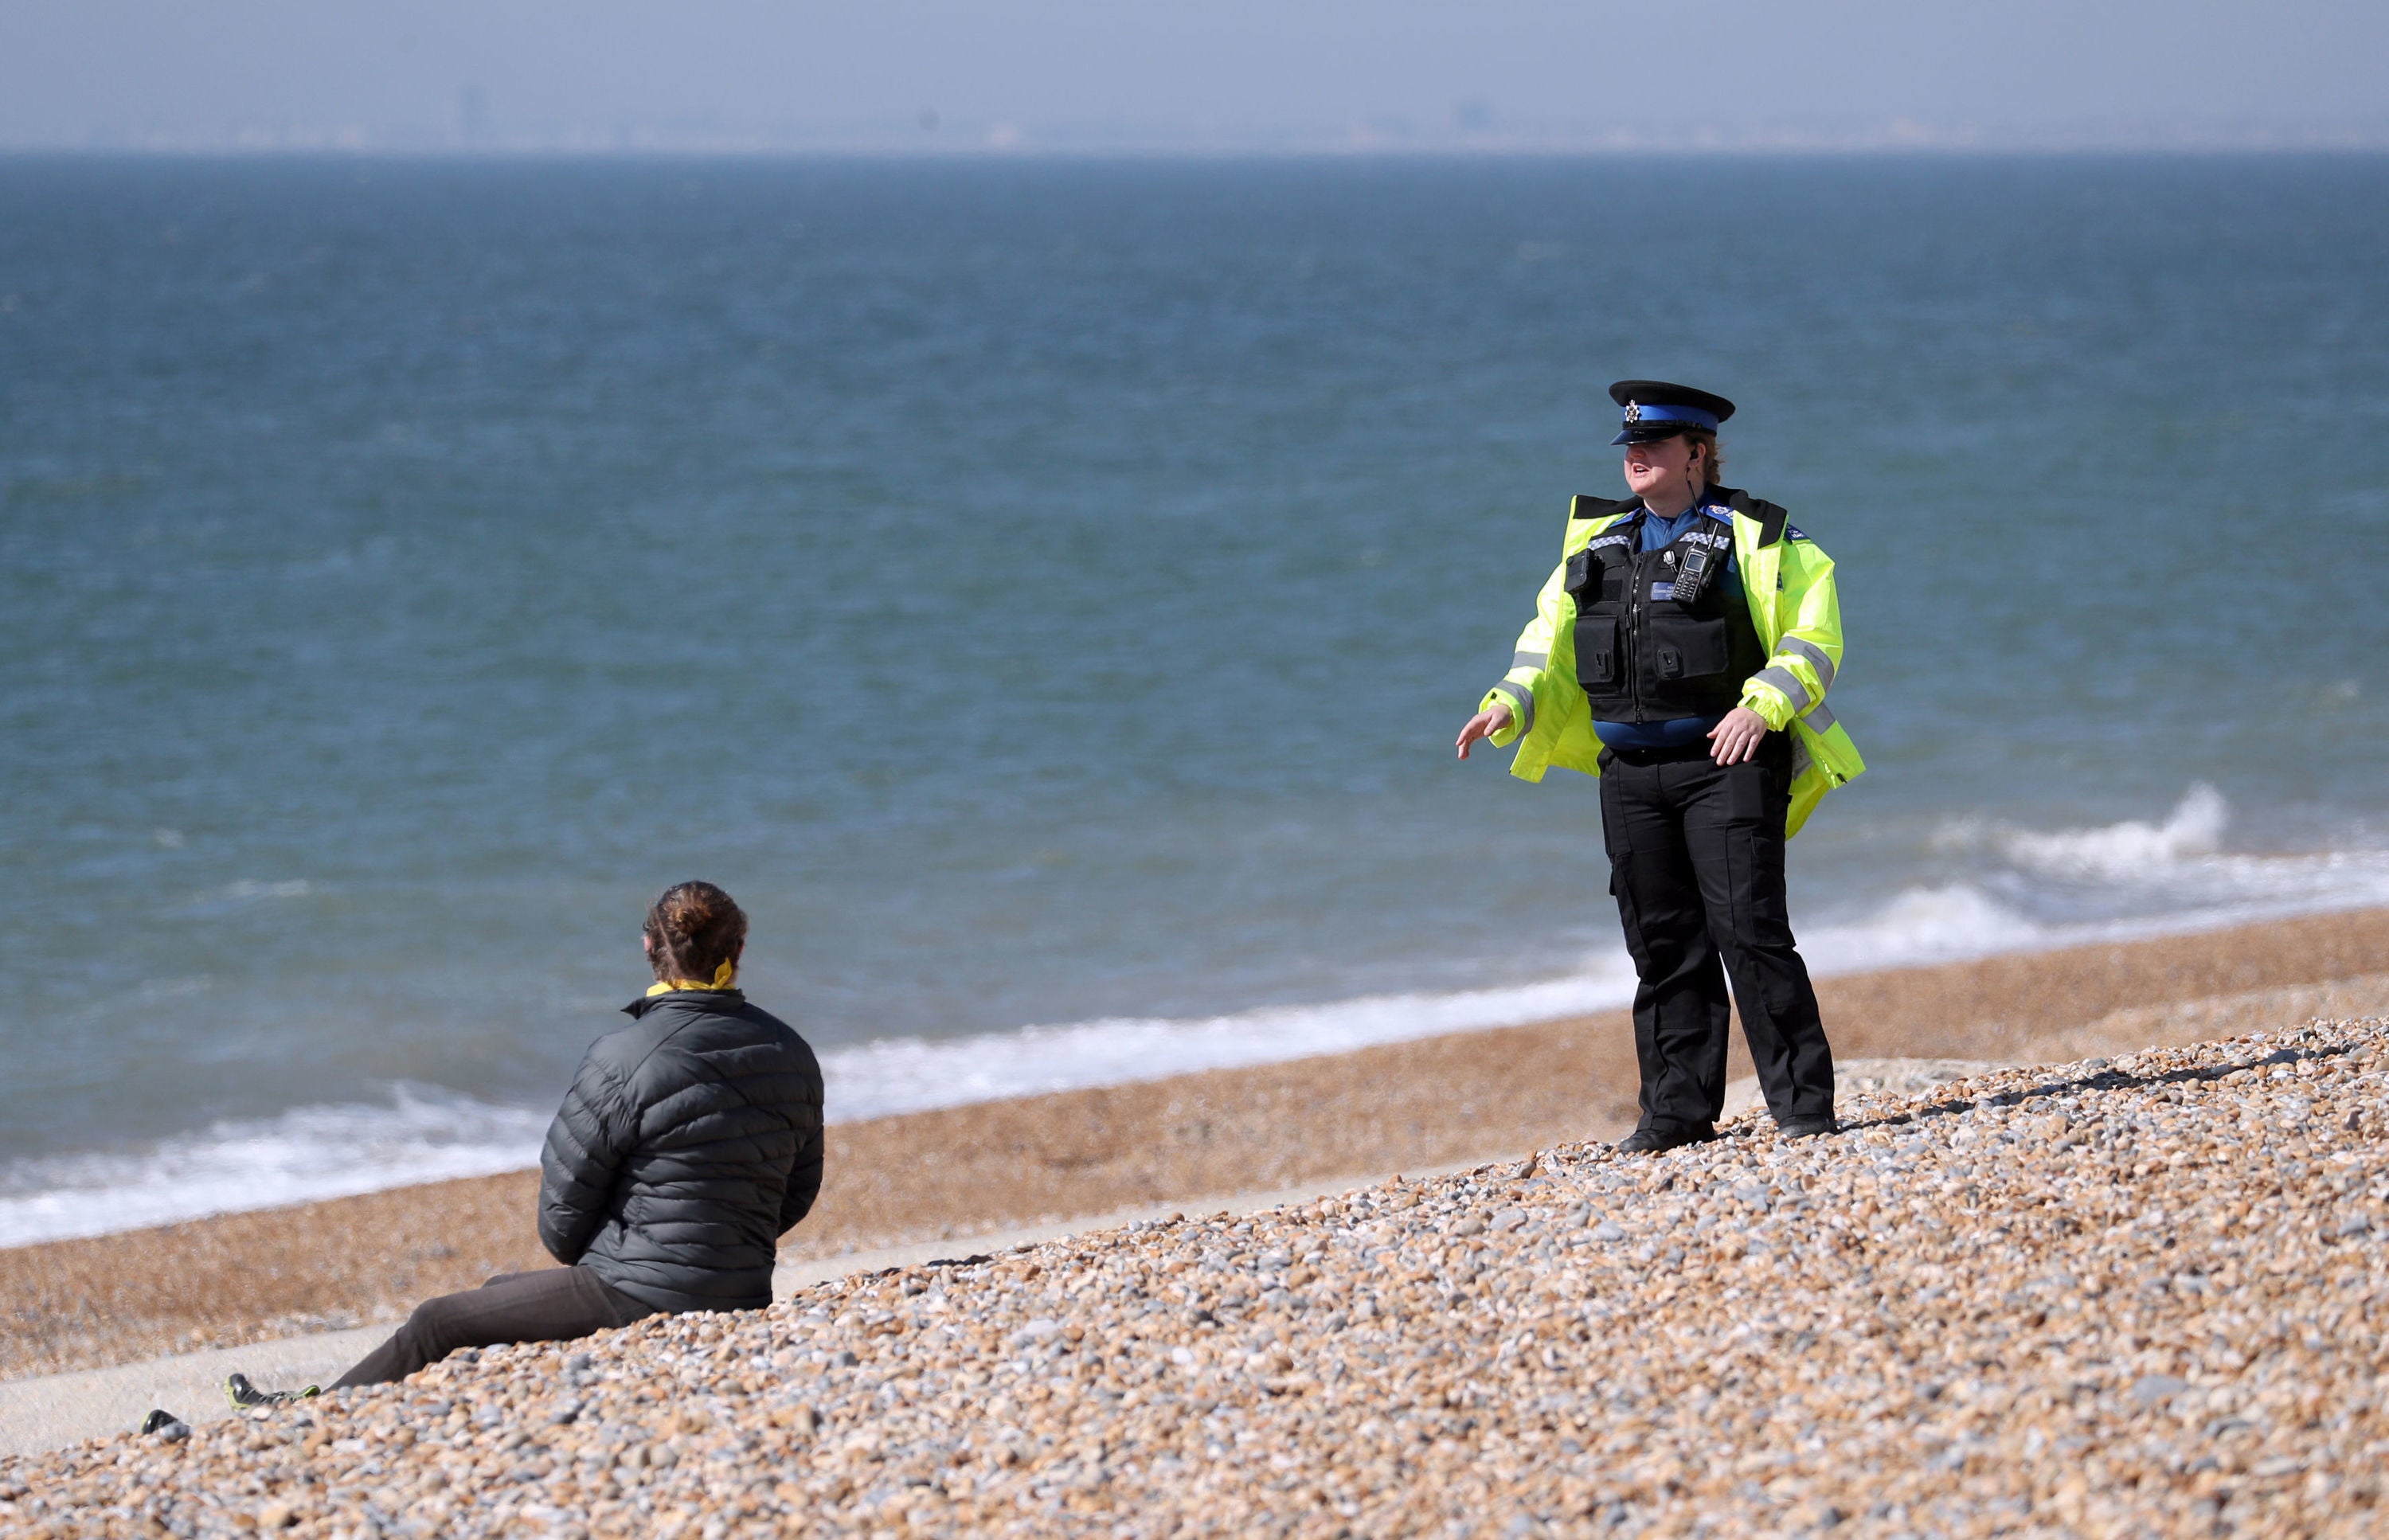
[1623,402,1643,424]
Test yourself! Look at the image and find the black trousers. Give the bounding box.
[1598,733,1834,1133]
[330,1266,655,1389]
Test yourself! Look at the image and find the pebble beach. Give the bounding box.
[10,1010,2389,1536]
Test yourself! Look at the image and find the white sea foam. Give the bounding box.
[0,967,1657,1248]
[1796,882,2047,975]
[1923,785,2389,936]
[2000,782,2230,874]
[1806,787,2389,972]
[814,957,1648,1124]
[818,790,2389,1125]
[13,786,2389,1247]
[0,1087,550,1249]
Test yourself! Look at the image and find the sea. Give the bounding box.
[4,154,2387,1246]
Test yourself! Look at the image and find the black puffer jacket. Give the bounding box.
[538,989,824,1313]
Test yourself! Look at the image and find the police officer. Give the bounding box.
[1456,382,1865,1152]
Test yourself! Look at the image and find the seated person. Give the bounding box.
[227,880,823,1404]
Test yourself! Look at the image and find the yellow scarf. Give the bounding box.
[647,958,737,996]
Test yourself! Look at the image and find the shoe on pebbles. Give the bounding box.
[224,1372,319,1410]
[139,1409,192,1441]
[1616,1124,1715,1155]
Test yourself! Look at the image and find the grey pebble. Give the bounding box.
[2132,1374,2192,1405]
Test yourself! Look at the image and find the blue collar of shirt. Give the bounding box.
[1632,496,1730,551]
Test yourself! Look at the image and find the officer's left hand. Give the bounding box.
[1707,707,1769,765]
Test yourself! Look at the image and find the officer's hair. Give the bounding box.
[1683,428,1726,489]
[643,880,749,982]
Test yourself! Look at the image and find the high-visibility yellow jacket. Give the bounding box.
[1477,489,1864,837]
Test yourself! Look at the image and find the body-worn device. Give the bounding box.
[1669,545,1715,606]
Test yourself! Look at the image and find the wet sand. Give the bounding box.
[6,906,2387,1382]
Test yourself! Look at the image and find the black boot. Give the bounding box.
[1617,1124,1715,1155]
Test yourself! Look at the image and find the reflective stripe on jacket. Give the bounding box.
[1476,487,1864,838]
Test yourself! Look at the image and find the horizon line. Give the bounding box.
[5,139,2388,162]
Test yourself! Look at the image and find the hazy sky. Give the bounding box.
[6,0,2387,152]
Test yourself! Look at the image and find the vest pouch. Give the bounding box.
[1642,614,1731,682]
[1574,615,1620,687]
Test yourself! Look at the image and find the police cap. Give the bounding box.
[1608,380,1736,445]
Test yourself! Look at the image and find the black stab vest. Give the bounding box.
[1565,507,1767,724]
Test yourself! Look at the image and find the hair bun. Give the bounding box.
[643,881,749,984]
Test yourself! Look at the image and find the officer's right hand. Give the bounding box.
[1456,705,1513,759]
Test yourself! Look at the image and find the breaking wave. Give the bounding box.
[0,1086,550,1249]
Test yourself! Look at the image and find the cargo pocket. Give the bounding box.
[1721,799,1797,946]
[1724,740,1792,828]
[1725,756,1773,827]
[1575,615,1620,688]
[1644,615,1731,682]
[1597,772,1628,900]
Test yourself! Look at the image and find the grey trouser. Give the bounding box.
[331,1266,654,1389]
